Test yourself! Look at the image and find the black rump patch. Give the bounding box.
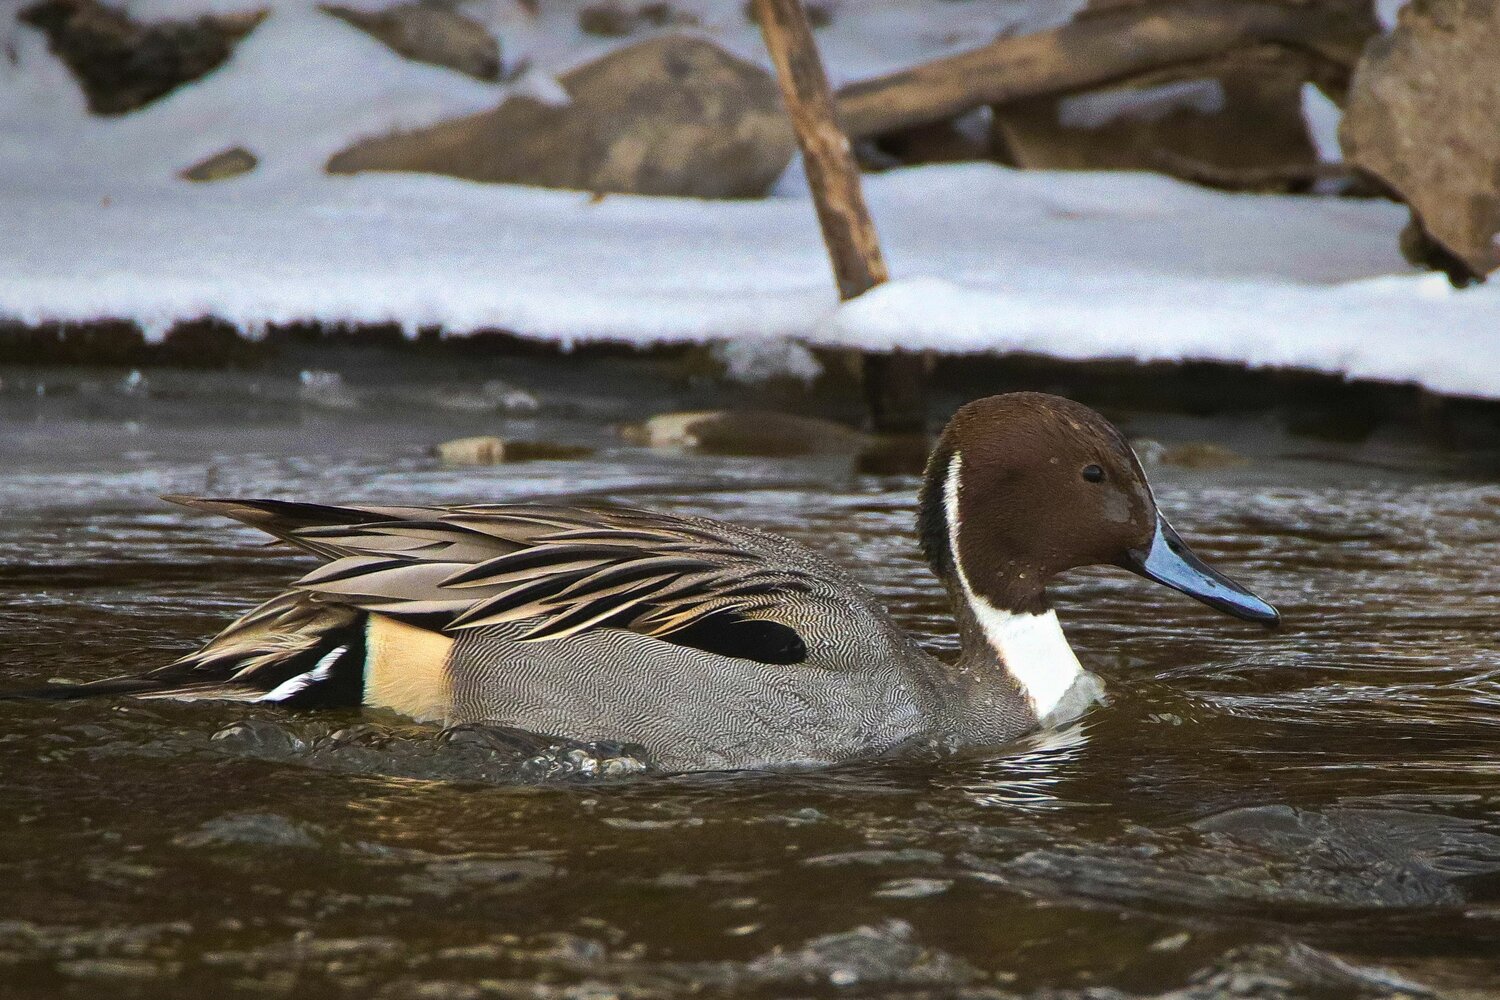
[271,623,367,709]
[664,612,808,665]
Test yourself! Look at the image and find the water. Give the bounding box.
[2,359,1499,998]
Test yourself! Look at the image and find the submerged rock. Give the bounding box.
[434,434,506,465]
[1341,0,1500,282]
[173,811,326,850]
[620,410,867,456]
[19,0,265,115]
[210,719,308,758]
[433,436,593,464]
[179,146,258,182]
[320,1,501,81]
[398,857,556,897]
[1134,439,1250,469]
[327,36,794,198]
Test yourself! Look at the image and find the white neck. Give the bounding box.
[943,454,1085,722]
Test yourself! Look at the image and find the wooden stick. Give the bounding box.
[753,0,927,433]
[834,0,1371,140]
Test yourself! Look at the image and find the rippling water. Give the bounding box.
[1,362,1498,998]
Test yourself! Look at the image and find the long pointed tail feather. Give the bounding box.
[3,592,368,709]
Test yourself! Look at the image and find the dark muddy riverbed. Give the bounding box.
[1,357,1498,999]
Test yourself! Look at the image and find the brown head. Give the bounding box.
[918,393,1278,625]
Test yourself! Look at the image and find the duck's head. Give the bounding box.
[919,393,1278,633]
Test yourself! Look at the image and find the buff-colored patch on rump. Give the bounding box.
[364,614,454,722]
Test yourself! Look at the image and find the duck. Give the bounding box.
[13,393,1278,772]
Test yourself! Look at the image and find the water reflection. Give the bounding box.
[941,721,1098,812]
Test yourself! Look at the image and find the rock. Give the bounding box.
[210,720,308,758]
[501,440,594,461]
[433,436,592,464]
[578,2,636,37]
[434,435,506,464]
[1158,441,1248,469]
[620,410,866,456]
[638,2,695,28]
[854,433,930,476]
[327,36,795,199]
[868,118,991,168]
[1133,439,1248,469]
[19,0,265,115]
[578,1,700,36]
[173,811,325,850]
[179,146,258,182]
[991,67,1320,192]
[1341,0,1500,282]
[319,1,500,81]
[983,0,1377,189]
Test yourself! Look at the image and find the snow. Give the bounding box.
[1057,79,1226,130]
[1299,84,1344,165]
[2,0,1497,400]
[1375,0,1411,32]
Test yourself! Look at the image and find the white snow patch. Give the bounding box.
[1376,0,1411,31]
[711,338,823,385]
[1,0,1496,399]
[1058,79,1226,130]
[1300,84,1343,165]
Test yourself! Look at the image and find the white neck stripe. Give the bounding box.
[943,454,1084,721]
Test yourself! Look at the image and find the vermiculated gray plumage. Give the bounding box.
[54,497,1029,770]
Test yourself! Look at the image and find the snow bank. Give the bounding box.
[1,0,1496,400]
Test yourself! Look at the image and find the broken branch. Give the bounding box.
[834,0,1373,139]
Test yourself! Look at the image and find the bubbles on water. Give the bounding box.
[297,369,360,411]
[173,811,324,850]
[209,719,307,758]
[204,718,654,784]
[744,919,979,990]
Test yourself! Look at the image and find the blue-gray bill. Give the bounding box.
[1123,517,1280,627]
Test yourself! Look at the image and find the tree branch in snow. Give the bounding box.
[834,0,1375,140]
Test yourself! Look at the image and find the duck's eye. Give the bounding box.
[1081,464,1105,483]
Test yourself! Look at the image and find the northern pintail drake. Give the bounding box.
[17,393,1278,772]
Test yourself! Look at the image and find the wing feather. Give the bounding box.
[170,496,823,664]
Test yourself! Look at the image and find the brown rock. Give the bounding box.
[1158,442,1248,469]
[990,65,1320,192]
[638,3,696,28]
[179,146,258,182]
[434,435,505,464]
[319,1,500,81]
[1341,0,1500,282]
[620,410,866,456]
[327,35,795,198]
[19,0,265,115]
[578,3,637,37]
[577,1,698,36]
[432,436,592,465]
